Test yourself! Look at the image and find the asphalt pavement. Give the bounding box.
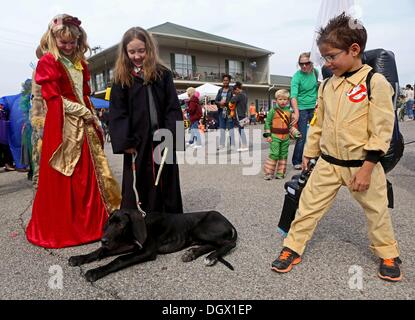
[0,121,414,300]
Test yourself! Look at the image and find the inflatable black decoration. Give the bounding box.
[322,49,404,174]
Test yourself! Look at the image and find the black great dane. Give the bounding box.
[68,209,238,282]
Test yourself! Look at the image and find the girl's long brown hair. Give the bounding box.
[114,27,164,87]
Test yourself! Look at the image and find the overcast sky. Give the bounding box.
[0,0,413,96]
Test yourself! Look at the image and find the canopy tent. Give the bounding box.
[90,97,109,109]
[310,0,356,76]
[178,83,222,101]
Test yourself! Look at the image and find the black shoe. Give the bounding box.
[378,257,402,282]
[271,247,301,273]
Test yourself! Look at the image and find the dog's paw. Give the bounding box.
[181,250,196,262]
[204,257,218,267]
[68,255,84,267]
[84,269,100,282]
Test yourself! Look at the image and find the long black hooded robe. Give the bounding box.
[109,66,184,213]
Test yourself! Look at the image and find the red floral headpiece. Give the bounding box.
[52,16,82,29]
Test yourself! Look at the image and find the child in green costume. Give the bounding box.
[263,89,301,180]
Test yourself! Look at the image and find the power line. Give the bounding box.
[0,36,35,46]
[0,26,39,38]
[0,37,36,49]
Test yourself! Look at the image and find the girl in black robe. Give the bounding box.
[109,27,184,213]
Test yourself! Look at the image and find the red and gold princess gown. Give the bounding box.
[26,53,121,248]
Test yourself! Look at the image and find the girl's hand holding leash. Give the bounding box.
[125,148,137,154]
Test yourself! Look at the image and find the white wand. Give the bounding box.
[155,147,169,186]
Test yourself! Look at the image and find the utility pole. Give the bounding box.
[91,46,102,55]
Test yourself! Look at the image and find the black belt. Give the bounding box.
[321,154,364,167]
[271,128,289,134]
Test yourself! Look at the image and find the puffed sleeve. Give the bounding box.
[36,55,92,118]
[35,54,64,149]
[35,53,61,102]
[109,83,135,154]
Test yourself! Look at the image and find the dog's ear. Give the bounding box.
[126,209,147,249]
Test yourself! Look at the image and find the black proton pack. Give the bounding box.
[277,159,317,236]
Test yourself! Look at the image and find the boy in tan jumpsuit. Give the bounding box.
[271,13,402,282]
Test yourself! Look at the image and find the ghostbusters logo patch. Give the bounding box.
[347,84,368,103]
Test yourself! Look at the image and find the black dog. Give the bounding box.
[68,209,237,282]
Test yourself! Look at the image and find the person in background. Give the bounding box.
[229,81,248,152]
[249,102,257,125]
[30,47,47,190]
[215,74,233,150]
[396,94,406,122]
[185,87,202,148]
[0,104,15,171]
[263,89,301,180]
[290,52,319,170]
[19,79,33,178]
[403,84,414,120]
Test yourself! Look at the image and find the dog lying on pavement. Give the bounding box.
[68,209,238,282]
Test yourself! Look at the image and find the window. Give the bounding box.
[95,73,105,91]
[108,69,114,81]
[228,60,244,81]
[258,99,270,112]
[173,54,193,78]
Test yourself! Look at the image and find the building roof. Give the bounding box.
[148,22,273,55]
[89,22,273,62]
[270,74,292,87]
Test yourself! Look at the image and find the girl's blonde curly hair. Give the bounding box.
[39,14,91,63]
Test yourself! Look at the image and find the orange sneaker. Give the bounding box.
[271,247,301,273]
[378,257,402,282]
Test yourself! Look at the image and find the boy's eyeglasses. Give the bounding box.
[320,50,345,63]
[299,61,311,67]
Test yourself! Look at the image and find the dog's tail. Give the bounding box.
[204,227,237,270]
[217,257,234,271]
